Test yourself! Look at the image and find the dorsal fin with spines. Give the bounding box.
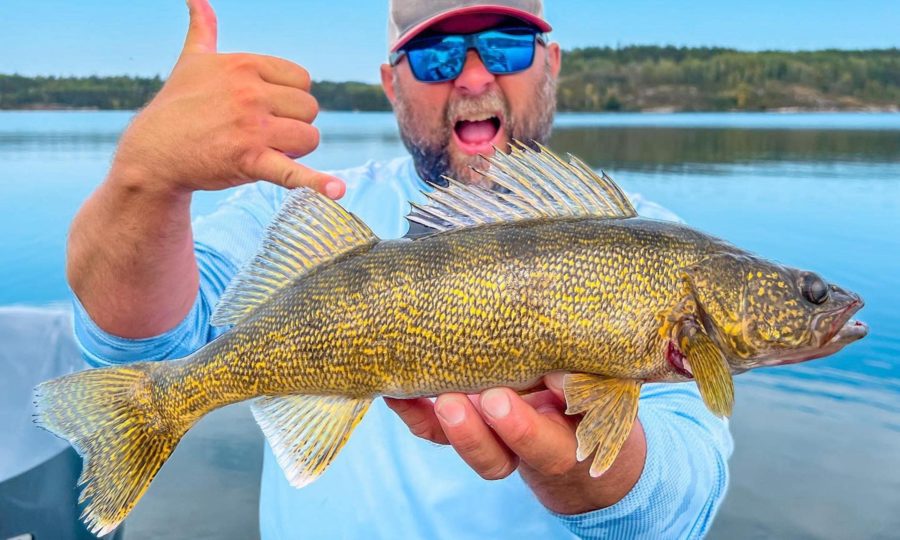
[211,188,378,327]
[407,141,637,233]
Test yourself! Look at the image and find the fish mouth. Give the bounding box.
[452,112,504,155]
[757,298,867,367]
[827,318,868,346]
[821,297,866,345]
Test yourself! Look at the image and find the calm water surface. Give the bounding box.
[1,111,898,539]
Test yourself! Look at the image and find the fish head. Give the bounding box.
[684,253,867,372]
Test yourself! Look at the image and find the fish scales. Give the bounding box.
[154,218,729,421]
[34,144,866,535]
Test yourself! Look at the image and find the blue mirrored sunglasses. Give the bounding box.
[389,27,548,83]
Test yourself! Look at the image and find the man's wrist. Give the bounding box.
[105,150,195,204]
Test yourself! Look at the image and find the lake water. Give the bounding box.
[2,111,899,539]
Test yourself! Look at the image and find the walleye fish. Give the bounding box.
[35,144,867,535]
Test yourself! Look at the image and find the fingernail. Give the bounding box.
[481,389,511,420]
[435,398,465,427]
[545,372,566,392]
[325,180,344,199]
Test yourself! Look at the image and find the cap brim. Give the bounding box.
[390,5,552,52]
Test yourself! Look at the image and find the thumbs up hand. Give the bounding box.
[111,0,345,198]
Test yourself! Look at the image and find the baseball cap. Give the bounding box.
[387,0,552,53]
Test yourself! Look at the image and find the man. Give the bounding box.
[67,0,733,537]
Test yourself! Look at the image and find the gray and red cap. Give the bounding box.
[387,0,552,53]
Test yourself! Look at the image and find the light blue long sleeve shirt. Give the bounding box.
[73,156,733,539]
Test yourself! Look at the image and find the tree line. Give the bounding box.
[557,46,899,111]
[2,47,897,112]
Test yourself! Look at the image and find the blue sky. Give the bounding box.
[1,0,897,82]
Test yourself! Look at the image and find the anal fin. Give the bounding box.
[563,374,642,477]
[251,394,372,487]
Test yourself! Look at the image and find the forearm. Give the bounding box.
[67,0,339,339]
[67,161,198,338]
[71,177,291,367]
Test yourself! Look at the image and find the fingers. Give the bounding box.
[384,397,449,445]
[520,388,568,417]
[387,383,580,481]
[434,394,519,480]
[543,371,567,404]
[265,118,321,157]
[183,0,218,56]
[480,388,579,477]
[249,148,345,197]
[267,86,318,122]
[254,55,312,90]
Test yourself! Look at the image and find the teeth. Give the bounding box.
[458,113,497,123]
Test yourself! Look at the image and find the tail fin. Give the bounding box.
[34,362,188,536]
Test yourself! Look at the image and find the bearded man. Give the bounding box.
[66,1,733,538]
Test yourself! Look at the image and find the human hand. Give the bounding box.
[385,373,647,514]
[110,0,344,198]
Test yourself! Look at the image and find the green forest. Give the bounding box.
[2,47,897,112]
[557,46,899,111]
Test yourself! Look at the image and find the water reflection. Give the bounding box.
[551,126,900,172]
[744,366,900,418]
[713,372,900,540]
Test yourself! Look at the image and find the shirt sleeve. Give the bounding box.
[551,383,733,539]
[71,183,284,367]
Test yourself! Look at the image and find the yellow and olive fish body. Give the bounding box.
[35,144,867,535]
[187,218,723,398]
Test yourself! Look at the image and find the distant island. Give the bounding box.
[2,46,898,112]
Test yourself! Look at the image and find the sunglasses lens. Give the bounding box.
[476,31,537,74]
[406,36,466,83]
[402,29,538,83]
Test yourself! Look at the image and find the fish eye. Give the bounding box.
[801,273,829,305]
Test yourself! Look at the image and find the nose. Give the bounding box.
[453,49,495,96]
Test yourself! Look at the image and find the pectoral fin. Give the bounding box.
[251,394,372,488]
[563,374,642,477]
[681,331,734,417]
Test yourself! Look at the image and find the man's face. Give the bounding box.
[381,15,562,187]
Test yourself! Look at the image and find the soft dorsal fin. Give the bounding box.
[211,188,378,326]
[407,141,637,232]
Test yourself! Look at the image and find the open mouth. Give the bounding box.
[758,303,868,367]
[823,298,865,345]
[827,319,868,345]
[452,114,504,155]
[761,320,866,367]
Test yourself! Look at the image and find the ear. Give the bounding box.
[380,63,397,104]
[546,42,562,78]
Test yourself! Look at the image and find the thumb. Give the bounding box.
[544,372,568,404]
[253,149,346,199]
[182,0,218,56]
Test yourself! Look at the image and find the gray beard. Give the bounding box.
[392,61,557,187]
